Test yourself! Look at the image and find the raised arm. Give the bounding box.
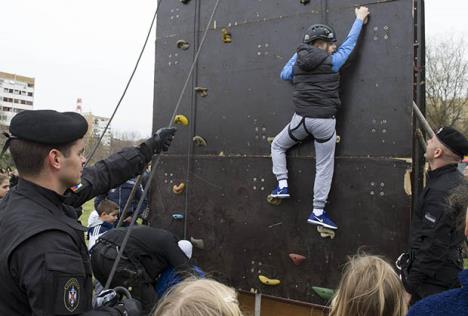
[280,53,297,81]
[331,6,369,72]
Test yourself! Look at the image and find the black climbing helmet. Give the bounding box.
[303,24,337,44]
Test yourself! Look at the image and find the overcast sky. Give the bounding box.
[0,0,465,137]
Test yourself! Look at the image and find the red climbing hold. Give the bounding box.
[289,253,306,266]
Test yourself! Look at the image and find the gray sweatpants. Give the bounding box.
[271,113,336,209]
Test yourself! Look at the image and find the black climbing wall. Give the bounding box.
[152,0,415,304]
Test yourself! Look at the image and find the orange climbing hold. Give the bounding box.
[289,253,306,266]
[172,183,185,194]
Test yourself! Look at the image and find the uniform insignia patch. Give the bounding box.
[70,183,83,193]
[424,213,436,223]
[64,278,80,312]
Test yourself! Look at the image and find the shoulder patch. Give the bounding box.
[64,278,80,312]
[424,212,436,223]
[69,183,83,193]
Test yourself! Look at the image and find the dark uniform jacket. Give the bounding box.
[406,164,465,298]
[0,147,149,315]
[293,44,341,118]
[90,227,189,313]
[96,226,189,281]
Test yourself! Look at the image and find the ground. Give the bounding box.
[79,199,94,225]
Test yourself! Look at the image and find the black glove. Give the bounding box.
[140,127,177,160]
[115,298,143,316]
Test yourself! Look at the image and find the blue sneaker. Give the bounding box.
[270,185,290,198]
[307,211,338,230]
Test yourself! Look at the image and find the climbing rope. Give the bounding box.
[104,0,222,290]
[84,0,162,166]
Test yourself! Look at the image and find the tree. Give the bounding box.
[426,37,468,136]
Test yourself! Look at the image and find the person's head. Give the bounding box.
[97,199,119,224]
[0,173,10,198]
[425,127,468,169]
[303,24,337,54]
[6,110,88,193]
[330,254,407,316]
[153,278,243,316]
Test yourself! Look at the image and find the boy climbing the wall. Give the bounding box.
[270,7,370,230]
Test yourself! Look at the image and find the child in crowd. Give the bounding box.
[153,278,243,316]
[87,199,119,251]
[330,254,407,316]
[0,173,10,199]
[270,7,370,230]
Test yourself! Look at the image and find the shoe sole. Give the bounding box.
[307,219,338,230]
[270,194,290,199]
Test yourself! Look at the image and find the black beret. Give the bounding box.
[9,110,88,145]
[436,126,468,158]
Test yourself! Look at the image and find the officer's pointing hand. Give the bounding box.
[143,127,176,159]
[155,127,177,153]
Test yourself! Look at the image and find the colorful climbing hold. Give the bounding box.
[312,286,335,301]
[174,114,189,126]
[173,182,186,194]
[190,237,205,250]
[266,194,282,206]
[176,39,190,50]
[221,28,232,43]
[172,213,184,220]
[300,0,310,4]
[193,135,207,147]
[289,253,306,266]
[267,137,275,144]
[258,275,281,286]
[317,226,335,239]
[194,87,208,97]
[336,135,341,143]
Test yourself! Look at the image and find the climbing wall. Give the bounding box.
[152,0,414,304]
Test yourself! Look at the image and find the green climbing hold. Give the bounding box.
[312,286,335,301]
[193,135,207,147]
[266,194,282,206]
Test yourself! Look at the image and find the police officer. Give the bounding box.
[404,127,468,304]
[91,226,192,313]
[0,110,176,315]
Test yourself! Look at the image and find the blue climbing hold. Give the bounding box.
[172,213,184,220]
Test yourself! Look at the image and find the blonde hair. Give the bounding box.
[153,278,244,316]
[330,254,407,316]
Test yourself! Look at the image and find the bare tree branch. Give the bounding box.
[426,37,468,136]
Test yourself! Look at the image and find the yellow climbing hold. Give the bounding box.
[172,183,185,194]
[258,275,280,286]
[317,226,335,239]
[174,115,189,126]
[221,28,232,43]
[266,194,282,206]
